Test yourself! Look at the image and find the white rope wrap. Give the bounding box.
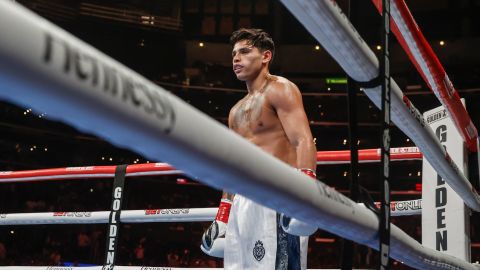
[0,1,475,269]
[0,267,216,270]
[279,0,480,212]
[0,267,354,270]
[0,208,217,225]
[1,266,372,270]
[0,200,421,225]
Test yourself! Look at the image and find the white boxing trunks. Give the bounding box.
[224,194,308,270]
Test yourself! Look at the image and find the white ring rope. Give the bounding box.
[0,267,218,270]
[0,2,475,269]
[279,0,480,213]
[0,266,348,270]
[0,200,422,226]
[0,208,217,225]
[1,267,209,270]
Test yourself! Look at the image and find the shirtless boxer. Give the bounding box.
[201,28,317,270]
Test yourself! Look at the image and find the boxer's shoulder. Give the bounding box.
[265,76,301,106]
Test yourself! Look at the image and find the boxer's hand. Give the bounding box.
[200,199,231,258]
[201,220,227,257]
[281,168,318,236]
[280,213,317,236]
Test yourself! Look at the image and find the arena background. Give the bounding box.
[1,0,480,268]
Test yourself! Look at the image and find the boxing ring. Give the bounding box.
[0,0,478,269]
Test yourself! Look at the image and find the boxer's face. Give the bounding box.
[232,40,271,81]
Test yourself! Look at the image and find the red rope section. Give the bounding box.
[0,163,178,182]
[0,148,421,183]
[316,147,421,163]
[371,0,478,152]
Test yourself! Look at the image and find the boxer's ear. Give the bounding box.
[262,50,272,64]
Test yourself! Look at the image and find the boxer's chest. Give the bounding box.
[230,93,275,135]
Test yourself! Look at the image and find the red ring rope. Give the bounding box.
[0,147,421,183]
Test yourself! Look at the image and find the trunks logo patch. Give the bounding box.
[253,240,265,261]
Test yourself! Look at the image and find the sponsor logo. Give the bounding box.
[144,209,190,215]
[426,109,447,124]
[65,166,95,171]
[0,171,12,175]
[423,258,461,270]
[390,200,421,211]
[0,214,6,218]
[402,95,426,127]
[443,75,455,99]
[105,187,122,267]
[253,240,265,261]
[42,32,176,134]
[466,122,476,140]
[53,212,92,217]
[435,125,448,251]
[390,147,419,154]
[315,181,353,208]
[140,267,173,270]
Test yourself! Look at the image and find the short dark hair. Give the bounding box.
[230,28,275,62]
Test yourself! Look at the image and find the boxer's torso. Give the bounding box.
[229,75,296,167]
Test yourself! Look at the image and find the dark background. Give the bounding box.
[1,0,480,268]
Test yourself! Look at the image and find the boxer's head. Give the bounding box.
[230,28,274,81]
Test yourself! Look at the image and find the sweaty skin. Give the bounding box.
[222,40,317,201]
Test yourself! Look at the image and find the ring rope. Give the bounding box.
[0,147,421,183]
[0,200,421,226]
[279,0,480,213]
[0,267,338,270]
[0,267,219,270]
[0,2,473,269]
[371,0,478,151]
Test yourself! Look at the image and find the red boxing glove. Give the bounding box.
[299,168,316,179]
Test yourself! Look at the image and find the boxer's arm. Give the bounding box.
[269,81,318,236]
[224,109,236,201]
[268,81,317,171]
